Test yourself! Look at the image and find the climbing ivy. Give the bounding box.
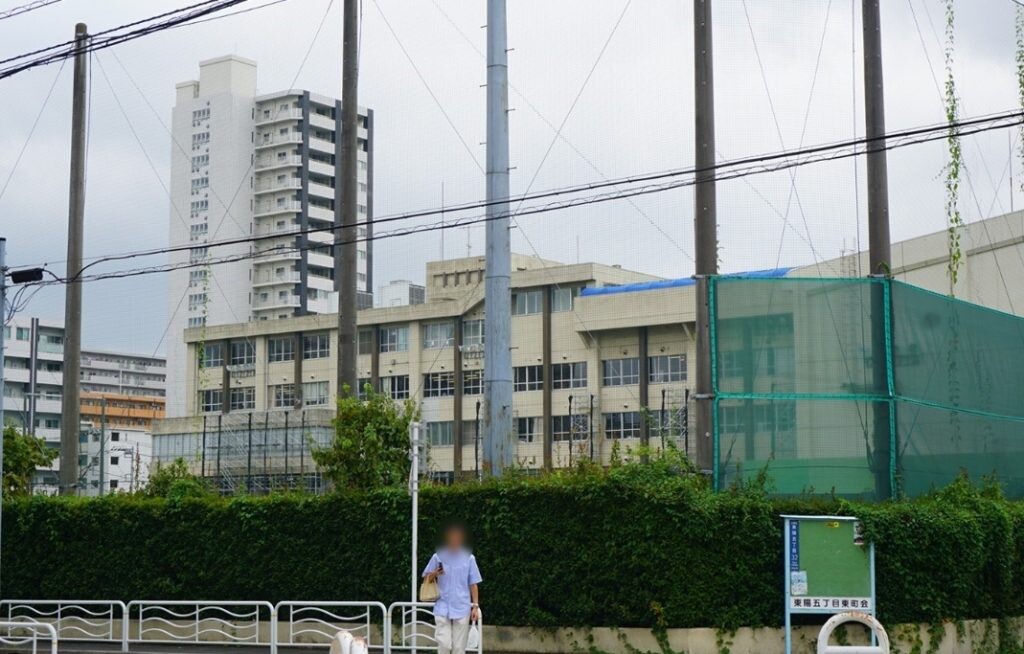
[943,0,964,293]
[1017,5,1024,199]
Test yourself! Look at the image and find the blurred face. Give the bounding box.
[444,525,466,551]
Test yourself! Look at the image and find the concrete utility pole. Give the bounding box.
[98,397,106,496]
[337,0,359,396]
[862,0,891,275]
[60,23,89,496]
[483,0,514,476]
[693,0,718,475]
[0,237,7,593]
[862,0,893,500]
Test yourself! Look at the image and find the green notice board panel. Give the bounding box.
[784,515,874,615]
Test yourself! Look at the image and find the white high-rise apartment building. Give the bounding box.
[166,56,374,416]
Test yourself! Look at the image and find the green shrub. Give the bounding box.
[3,470,1021,630]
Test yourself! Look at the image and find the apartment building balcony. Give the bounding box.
[256,221,299,237]
[309,205,334,222]
[309,137,335,154]
[254,247,301,263]
[252,271,301,288]
[254,201,301,217]
[4,367,30,384]
[255,155,302,171]
[253,293,301,310]
[254,178,301,194]
[255,133,303,149]
[309,112,335,131]
[308,181,335,200]
[255,109,303,125]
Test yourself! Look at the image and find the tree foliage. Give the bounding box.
[311,386,418,490]
[142,458,212,499]
[3,425,57,496]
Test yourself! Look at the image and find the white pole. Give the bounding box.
[410,421,421,603]
[0,237,6,596]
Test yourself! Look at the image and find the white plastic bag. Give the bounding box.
[466,622,481,650]
[329,630,354,654]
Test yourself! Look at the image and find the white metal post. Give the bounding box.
[409,422,421,603]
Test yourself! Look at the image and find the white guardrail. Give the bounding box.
[127,601,276,651]
[0,619,58,654]
[277,602,387,650]
[386,602,482,654]
[0,601,480,654]
[1,601,125,648]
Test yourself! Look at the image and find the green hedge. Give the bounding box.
[3,469,1023,630]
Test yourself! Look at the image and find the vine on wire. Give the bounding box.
[1016,5,1024,198]
[943,0,963,294]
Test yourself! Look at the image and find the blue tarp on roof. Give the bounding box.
[579,267,792,297]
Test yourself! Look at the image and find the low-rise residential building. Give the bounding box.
[2,318,165,493]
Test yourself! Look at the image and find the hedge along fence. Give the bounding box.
[3,469,1024,631]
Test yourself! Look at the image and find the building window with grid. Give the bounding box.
[230,341,255,365]
[552,415,588,442]
[268,337,295,362]
[199,389,222,413]
[303,381,329,406]
[423,322,454,349]
[358,328,374,355]
[463,370,483,395]
[551,287,580,312]
[514,365,543,392]
[516,417,540,443]
[648,354,686,383]
[423,372,455,398]
[229,387,255,411]
[201,343,224,367]
[602,357,639,386]
[462,319,485,346]
[379,326,409,352]
[427,421,454,446]
[512,290,543,316]
[384,375,410,400]
[604,411,641,439]
[551,362,587,389]
[303,333,330,359]
[271,383,295,408]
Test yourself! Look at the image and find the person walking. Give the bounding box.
[421,522,482,654]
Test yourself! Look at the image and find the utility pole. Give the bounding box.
[336,0,359,397]
[98,397,106,496]
[862,0,893,500]
[60,23,89,496]
[863,1,891,276]
[693,0,718,477]
[0,238,7,594]
[483,0,513,476]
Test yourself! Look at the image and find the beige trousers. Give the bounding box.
[435,616,470,654]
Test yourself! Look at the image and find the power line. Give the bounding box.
[15,108,1024,289]
[0,58,66,203]
[369,0,483,173]
[0,0,255,80]
[0,0,61,21]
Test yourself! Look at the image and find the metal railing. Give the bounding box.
[276,602,387,650]
[0,620,58,654]
[0,600,126,648]
[127,601,276,653]
[386,602,482,654]
[0,601,480,654]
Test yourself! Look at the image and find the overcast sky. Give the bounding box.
[1,0,1021,355]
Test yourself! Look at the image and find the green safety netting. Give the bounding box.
[711,277,1024,499]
